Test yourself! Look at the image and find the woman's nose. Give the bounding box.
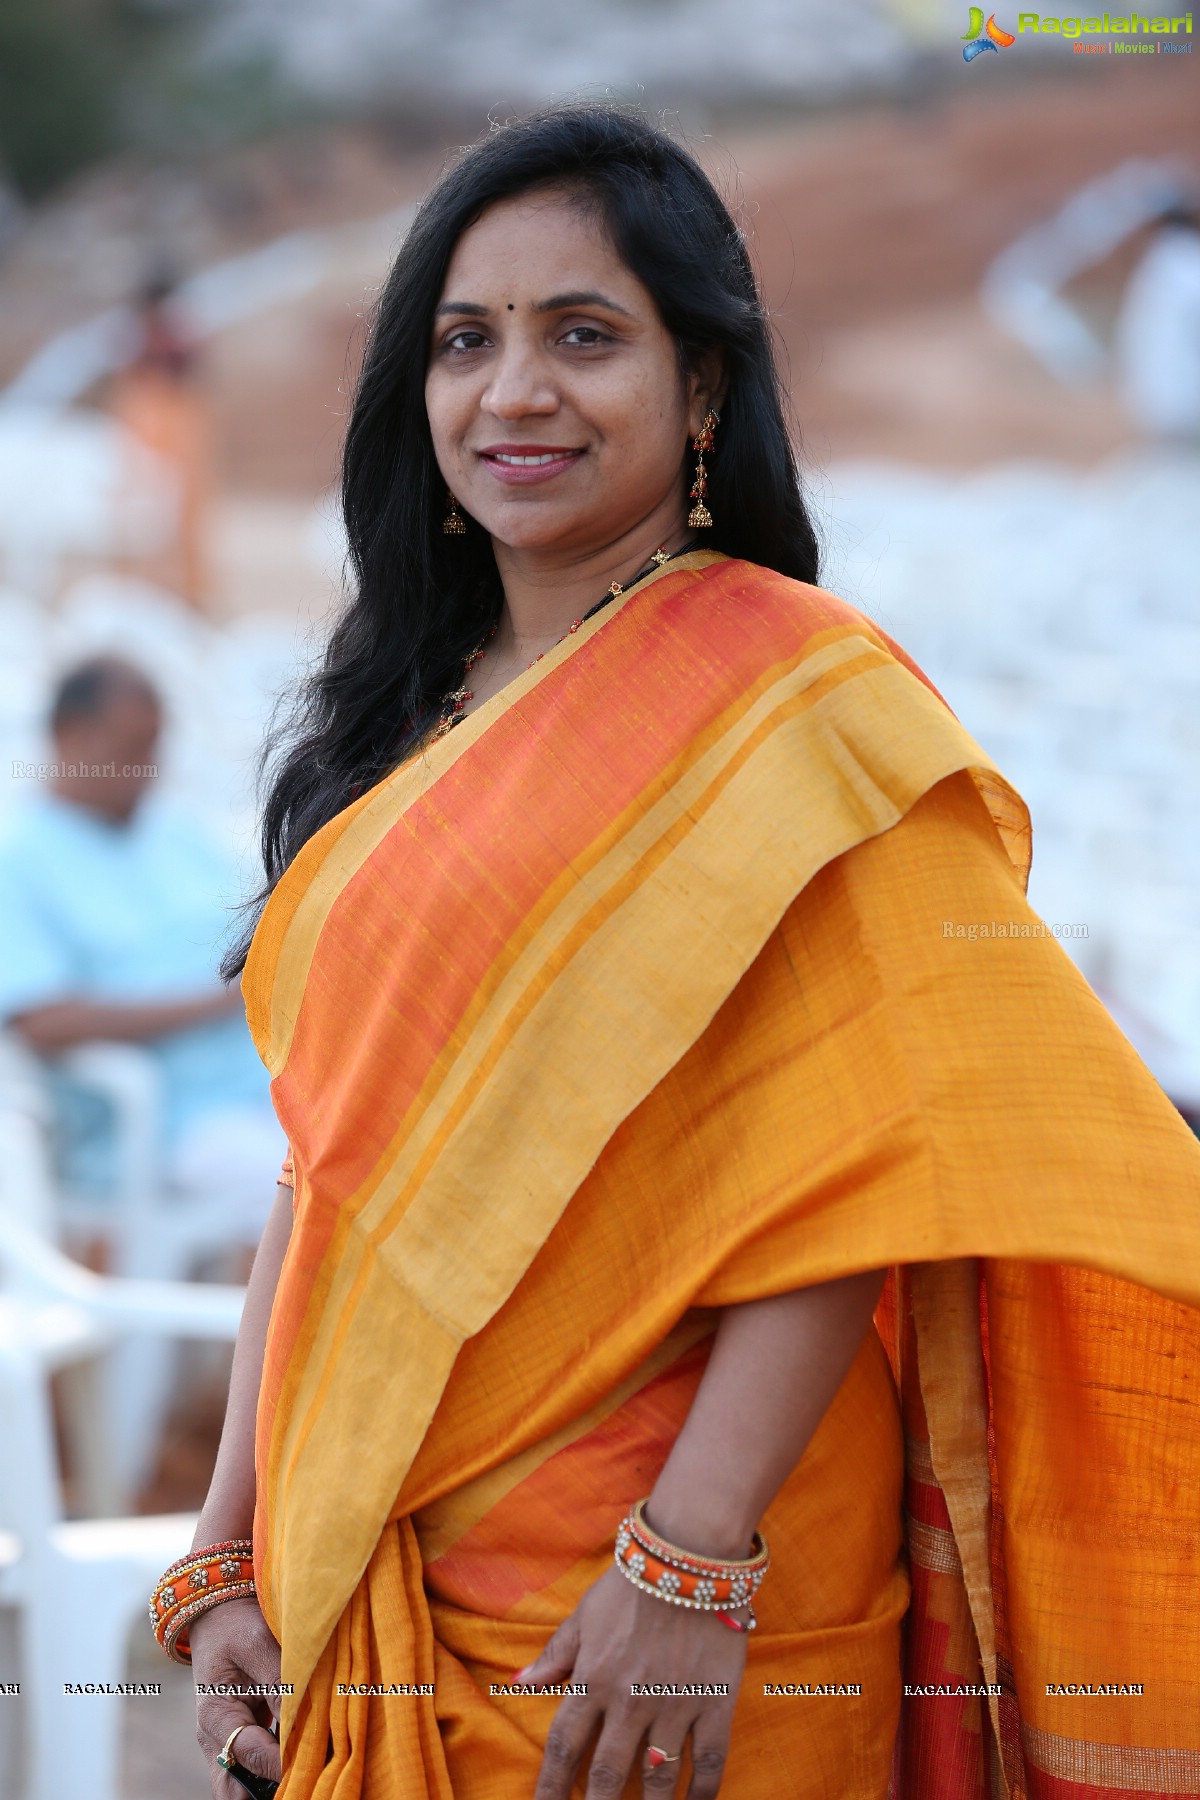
[480,340,559,419]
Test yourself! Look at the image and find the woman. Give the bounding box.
[163,109,1200,1800]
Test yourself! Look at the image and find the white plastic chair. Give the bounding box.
[49,1040,259,1280]
[0,1209,242,1800]
[0,1034,257,1506]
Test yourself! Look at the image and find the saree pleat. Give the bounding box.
[243,556,1200,1798]
[293,1519,454,1799]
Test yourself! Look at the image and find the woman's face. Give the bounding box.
[425,188,718,558]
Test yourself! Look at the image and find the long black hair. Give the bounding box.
[223,104,819,977]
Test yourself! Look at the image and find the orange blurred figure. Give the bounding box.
[109,269,214,610]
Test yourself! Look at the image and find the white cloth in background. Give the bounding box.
[1115,224,1200,440]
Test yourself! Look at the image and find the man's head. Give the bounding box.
[49,656,162,824]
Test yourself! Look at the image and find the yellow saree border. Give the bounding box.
[248,556,1032,1719]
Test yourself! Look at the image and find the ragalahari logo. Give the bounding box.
[962,8,1018,56]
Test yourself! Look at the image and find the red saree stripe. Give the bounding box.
[900,1564,989,1799]
[905,1473,957,1530]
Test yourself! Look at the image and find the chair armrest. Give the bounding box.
[0,1209,244,1342]
[88,1274,244,1341]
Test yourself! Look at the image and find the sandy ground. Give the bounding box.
[184,63,1200,500]
[2,51,1197,1794]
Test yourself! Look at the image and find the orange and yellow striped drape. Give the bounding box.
[245,553,1200,1798]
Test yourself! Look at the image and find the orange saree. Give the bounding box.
[243,552,1200,1798]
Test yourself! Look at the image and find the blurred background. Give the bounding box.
[0,1,1197,1794]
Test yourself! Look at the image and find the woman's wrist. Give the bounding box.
[192,1451,259,1553]
[191,1504,255,1556]
[151,1539,256,1662]
[641,1485,759,1563]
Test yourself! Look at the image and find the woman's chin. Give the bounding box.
[474,504,598,556]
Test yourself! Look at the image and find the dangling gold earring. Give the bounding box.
[442,491,466,537]
[687,409,719,530]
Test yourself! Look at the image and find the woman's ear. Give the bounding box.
[686,347,729,437]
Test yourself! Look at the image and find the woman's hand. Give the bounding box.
[183,1190,293,1792]
[522,1564,747,1799]
[191,1595,284,1797]
[518,1276,886,1797]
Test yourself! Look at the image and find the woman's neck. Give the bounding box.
[490,503,691,660]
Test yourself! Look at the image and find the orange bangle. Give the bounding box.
[149,1539,255,1664]
[614,1500,769,1616]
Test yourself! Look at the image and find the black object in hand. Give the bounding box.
[225,1765,279,1800]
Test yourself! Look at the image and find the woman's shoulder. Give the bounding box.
[677,555,945,704]
[681,554,890,642]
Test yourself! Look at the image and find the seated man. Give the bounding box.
[0,654,280,1218]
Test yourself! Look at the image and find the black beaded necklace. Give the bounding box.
[433,539,698,740]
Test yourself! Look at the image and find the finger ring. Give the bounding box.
[647,1745,682,1768]
[217,1724,249,1770]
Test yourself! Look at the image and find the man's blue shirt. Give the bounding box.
[0,791,269,1147]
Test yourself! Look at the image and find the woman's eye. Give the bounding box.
[560,325,608,347]
[443,330,488,354]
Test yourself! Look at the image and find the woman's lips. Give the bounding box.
[478,446,585,485]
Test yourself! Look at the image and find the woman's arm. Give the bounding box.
[11,987,242,1052]
[193,1181,294,1546]
[188,1182,293,1796]
[645,1269,887,1558]
[524,1268,886,1800]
